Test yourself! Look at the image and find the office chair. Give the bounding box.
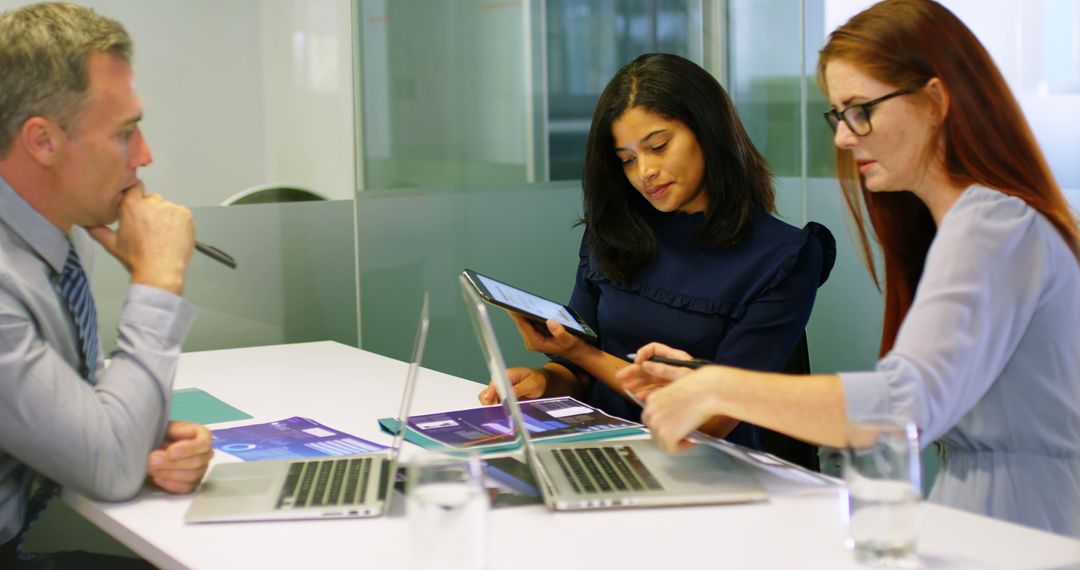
[757,333,821,472]
[220,184,327,206]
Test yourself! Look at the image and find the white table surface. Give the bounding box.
[64,341,1080,569]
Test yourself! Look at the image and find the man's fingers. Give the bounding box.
[147,450,166,469]
[150,454,213,473]
[155,439,212,463]
[165,420,202,441]
[166,440,213,460]
[150,446,213,468]
[123,180,147,199]
[152,476,202,494]
[87,225,118,255]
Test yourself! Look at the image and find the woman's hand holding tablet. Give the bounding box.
[461,269,599,343]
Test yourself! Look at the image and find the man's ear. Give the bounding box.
[19,117,65,166]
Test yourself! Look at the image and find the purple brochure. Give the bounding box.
[212,416,388,461]
[406,396,641,450]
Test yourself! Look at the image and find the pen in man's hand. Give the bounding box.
[194,241,237,269]
[625,353,711,369]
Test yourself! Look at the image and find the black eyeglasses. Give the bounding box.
[823,89,911,136]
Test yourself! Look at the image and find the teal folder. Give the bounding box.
[171,388,252,425]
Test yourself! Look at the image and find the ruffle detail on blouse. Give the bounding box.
[613,281,743,317]
[765,221,836,291]
[581,219,836,321]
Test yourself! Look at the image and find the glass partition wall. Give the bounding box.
[353,0,726,381]
[352,0,888,381]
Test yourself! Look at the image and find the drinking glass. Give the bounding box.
[406,453,489,570]
[844,415,922,566]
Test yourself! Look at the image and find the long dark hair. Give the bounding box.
[582,53,776,284]
[818,0,1080,355]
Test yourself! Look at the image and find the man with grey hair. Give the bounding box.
[0,3,213,567]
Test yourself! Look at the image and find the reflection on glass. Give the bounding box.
[359,0,529,191]
[546,0,698,179]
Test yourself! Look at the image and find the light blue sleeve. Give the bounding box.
[840,190,1049,444]
[0,283,194,502]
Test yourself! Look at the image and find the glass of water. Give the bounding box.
[844,415,921,567]
[406,452,489,570]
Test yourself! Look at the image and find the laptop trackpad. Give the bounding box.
[640,444,755,490]
[185,467,281,523]
[205,475,274,497]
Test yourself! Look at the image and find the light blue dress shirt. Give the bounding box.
[0,176,196,545]
[841,185,1080,537]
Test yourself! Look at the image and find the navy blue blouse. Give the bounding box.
[554,209,835,449]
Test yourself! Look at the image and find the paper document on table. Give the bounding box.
[380,396,643,453]
[211,416,389,461]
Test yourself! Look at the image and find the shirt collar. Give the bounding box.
[0,174,71,274]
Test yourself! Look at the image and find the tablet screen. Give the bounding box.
[474,274,587,334]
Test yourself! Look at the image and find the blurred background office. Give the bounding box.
[1,0,1076,557]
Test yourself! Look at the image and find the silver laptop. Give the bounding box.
[460,274,767,510]
[185,294,430,523]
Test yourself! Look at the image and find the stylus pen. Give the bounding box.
[624,353,712,369]
[194,240,237,269]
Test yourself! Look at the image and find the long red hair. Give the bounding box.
[818,0,1080,355]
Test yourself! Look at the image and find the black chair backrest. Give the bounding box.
[757,333,821,472]
[224,186,326,206]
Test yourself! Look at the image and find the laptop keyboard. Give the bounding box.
[276,457,376,509]
[552,446,663,494]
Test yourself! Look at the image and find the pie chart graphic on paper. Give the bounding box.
[221,443,258,452]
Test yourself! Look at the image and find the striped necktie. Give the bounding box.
[57,245,100,381]
[13,245,101,559]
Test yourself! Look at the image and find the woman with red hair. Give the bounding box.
[620,0,1080,536]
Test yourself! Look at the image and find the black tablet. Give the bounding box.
[461,269,598,343]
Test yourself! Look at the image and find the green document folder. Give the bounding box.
[171,388,252,425]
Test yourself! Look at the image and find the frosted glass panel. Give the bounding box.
[358,0,529,190]
[92,201,358,354]
[356,183,583,382]
[803,179,884,373]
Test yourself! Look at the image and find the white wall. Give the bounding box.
[257,0,357,200]
[0,0,357,205]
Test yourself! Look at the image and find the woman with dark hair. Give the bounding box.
[479,53,835,453]
[621,0,1080,536]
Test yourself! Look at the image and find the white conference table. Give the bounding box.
[64,341,1080,569]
